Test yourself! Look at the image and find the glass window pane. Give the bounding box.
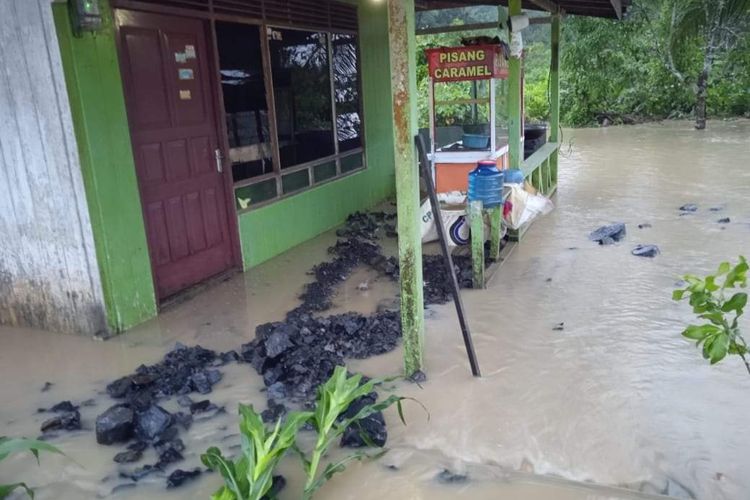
[340,152,363,173]
[269,29,335,169]
[314,161,337,183]
[332,33,362,152]
[216,22,274,183]
[282,169,310,194]
[235,179,277,208]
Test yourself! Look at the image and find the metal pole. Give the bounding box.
[416,135,481,377]
[387,0,425,377]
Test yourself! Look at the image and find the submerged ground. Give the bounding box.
[1,119,749,499]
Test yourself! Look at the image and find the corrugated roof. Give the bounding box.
[415,0,630,19]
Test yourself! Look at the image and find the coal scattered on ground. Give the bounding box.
[166,468,201,489]
[589,223,626,245]
[638,223,652,229]
[437,469,469,484]
[718,217,731,224]
[243,209,481,447]
[632,244,660,258]
[552,322,565,331]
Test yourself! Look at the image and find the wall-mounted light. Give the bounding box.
[69,0,102,36]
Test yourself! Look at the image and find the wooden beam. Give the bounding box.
[387,0,425,377]
[416,21,498,35]
[529,16,554,24]
[470,201,485,289]
[526,0,559,13]
[549,13,560,185]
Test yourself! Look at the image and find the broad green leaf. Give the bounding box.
[721,293,747,313]
[717,262,731,276]
[672,289,685,301]
[0,438,62,464]
[682,324,718,340]
[709,333,730,364]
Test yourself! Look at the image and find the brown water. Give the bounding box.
[1,119,749,499]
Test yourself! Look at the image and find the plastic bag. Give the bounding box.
[503,183,554,229]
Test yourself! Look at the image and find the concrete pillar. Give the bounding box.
[387,0,424,376]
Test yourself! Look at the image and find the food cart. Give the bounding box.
[424,44,511,193]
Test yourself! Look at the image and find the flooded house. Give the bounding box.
[0,0,627,345]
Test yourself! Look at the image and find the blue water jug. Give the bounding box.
[504,168,525,184]
[468,160,504,208]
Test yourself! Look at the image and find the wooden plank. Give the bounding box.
[489,205,502,261]
[521,142,559,177]
[416,22,498,36]
[507,0,522,170]
[549,14,561,185]
[469,200,485,289]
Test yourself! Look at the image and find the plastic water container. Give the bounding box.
[468,160,504,208]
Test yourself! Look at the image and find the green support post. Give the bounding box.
[507,0,523,170]
[489,206,502,261]
[549,13,561,186]
[387,0,424,377]
[470,201,485,289]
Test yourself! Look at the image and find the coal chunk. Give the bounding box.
[339,393,387,448]
[632,244,660,258]
[189,400,213,414]
[96,404,135,445]
[49,401,77,413]
[113,449,142,464]
[589,223,626,245]
[166,468,201,489]
[264,326,295,358]
[718,217,731,224]
[679,204,698,212]
[437,469,469,484]
[41,409,81,433]
[135,405,173,442]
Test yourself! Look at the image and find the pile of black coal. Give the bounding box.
[336,211,397,240]
[93,344,233,489]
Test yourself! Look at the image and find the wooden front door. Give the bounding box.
[116,10,235,300]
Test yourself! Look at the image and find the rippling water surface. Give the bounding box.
[1,119,748,499]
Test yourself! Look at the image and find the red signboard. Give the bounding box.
[425,45,508,82]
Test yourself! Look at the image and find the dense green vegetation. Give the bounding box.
[415,1,750,128]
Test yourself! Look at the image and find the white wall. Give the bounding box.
[0,0,107,335]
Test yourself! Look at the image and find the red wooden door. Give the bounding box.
[116,10,235,300]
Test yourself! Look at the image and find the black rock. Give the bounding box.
[166,468,201,489]
[589,223,626,244]
[107,377,133,399]
[41,382,54,392]
[156,446,184,467]
[127,441,148,452]
[409,370,427,383]
[679,204,698,212]
[135,405,173,442]
[176,395,193,408]
[189,400,212,414]
[96,404,135,445]
[220,350,241,364]
[437,469,468,484]
[113,449,142,464]
[638,223,652,229]
[265,327,295,358]
[49,401,77,413]
[41,410,81,433]
[261,400,288,423]
[632,244,660,258]
[339,393,387,448]
[156,438,185,455]
[718,217,731,224]
[190,371,213,395]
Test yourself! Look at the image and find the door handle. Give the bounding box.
[214,148,224,174]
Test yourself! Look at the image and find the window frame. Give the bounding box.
[227,22,366,213]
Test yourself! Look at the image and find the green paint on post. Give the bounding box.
[507,0,523,170]
[470,200,485,289]
[239,0,397,268]
[489,206,502,261]
[387,0,424,377]
[53,1,157,333]
[549,14,561,186]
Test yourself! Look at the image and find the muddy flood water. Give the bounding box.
[1,119,749,500]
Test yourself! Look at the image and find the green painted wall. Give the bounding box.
[53,2,157,333]
[238,0,397,267]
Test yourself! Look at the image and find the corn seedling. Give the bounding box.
[298,366,415,500]
[0,437,63,499]
[201,405,312,500]
[674,256,749,373]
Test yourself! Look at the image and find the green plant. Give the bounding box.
[0,437,63,499]
[201,405,311,500]
[298,367,413,499]
[673,256,749,373]
[203,367,421,500]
